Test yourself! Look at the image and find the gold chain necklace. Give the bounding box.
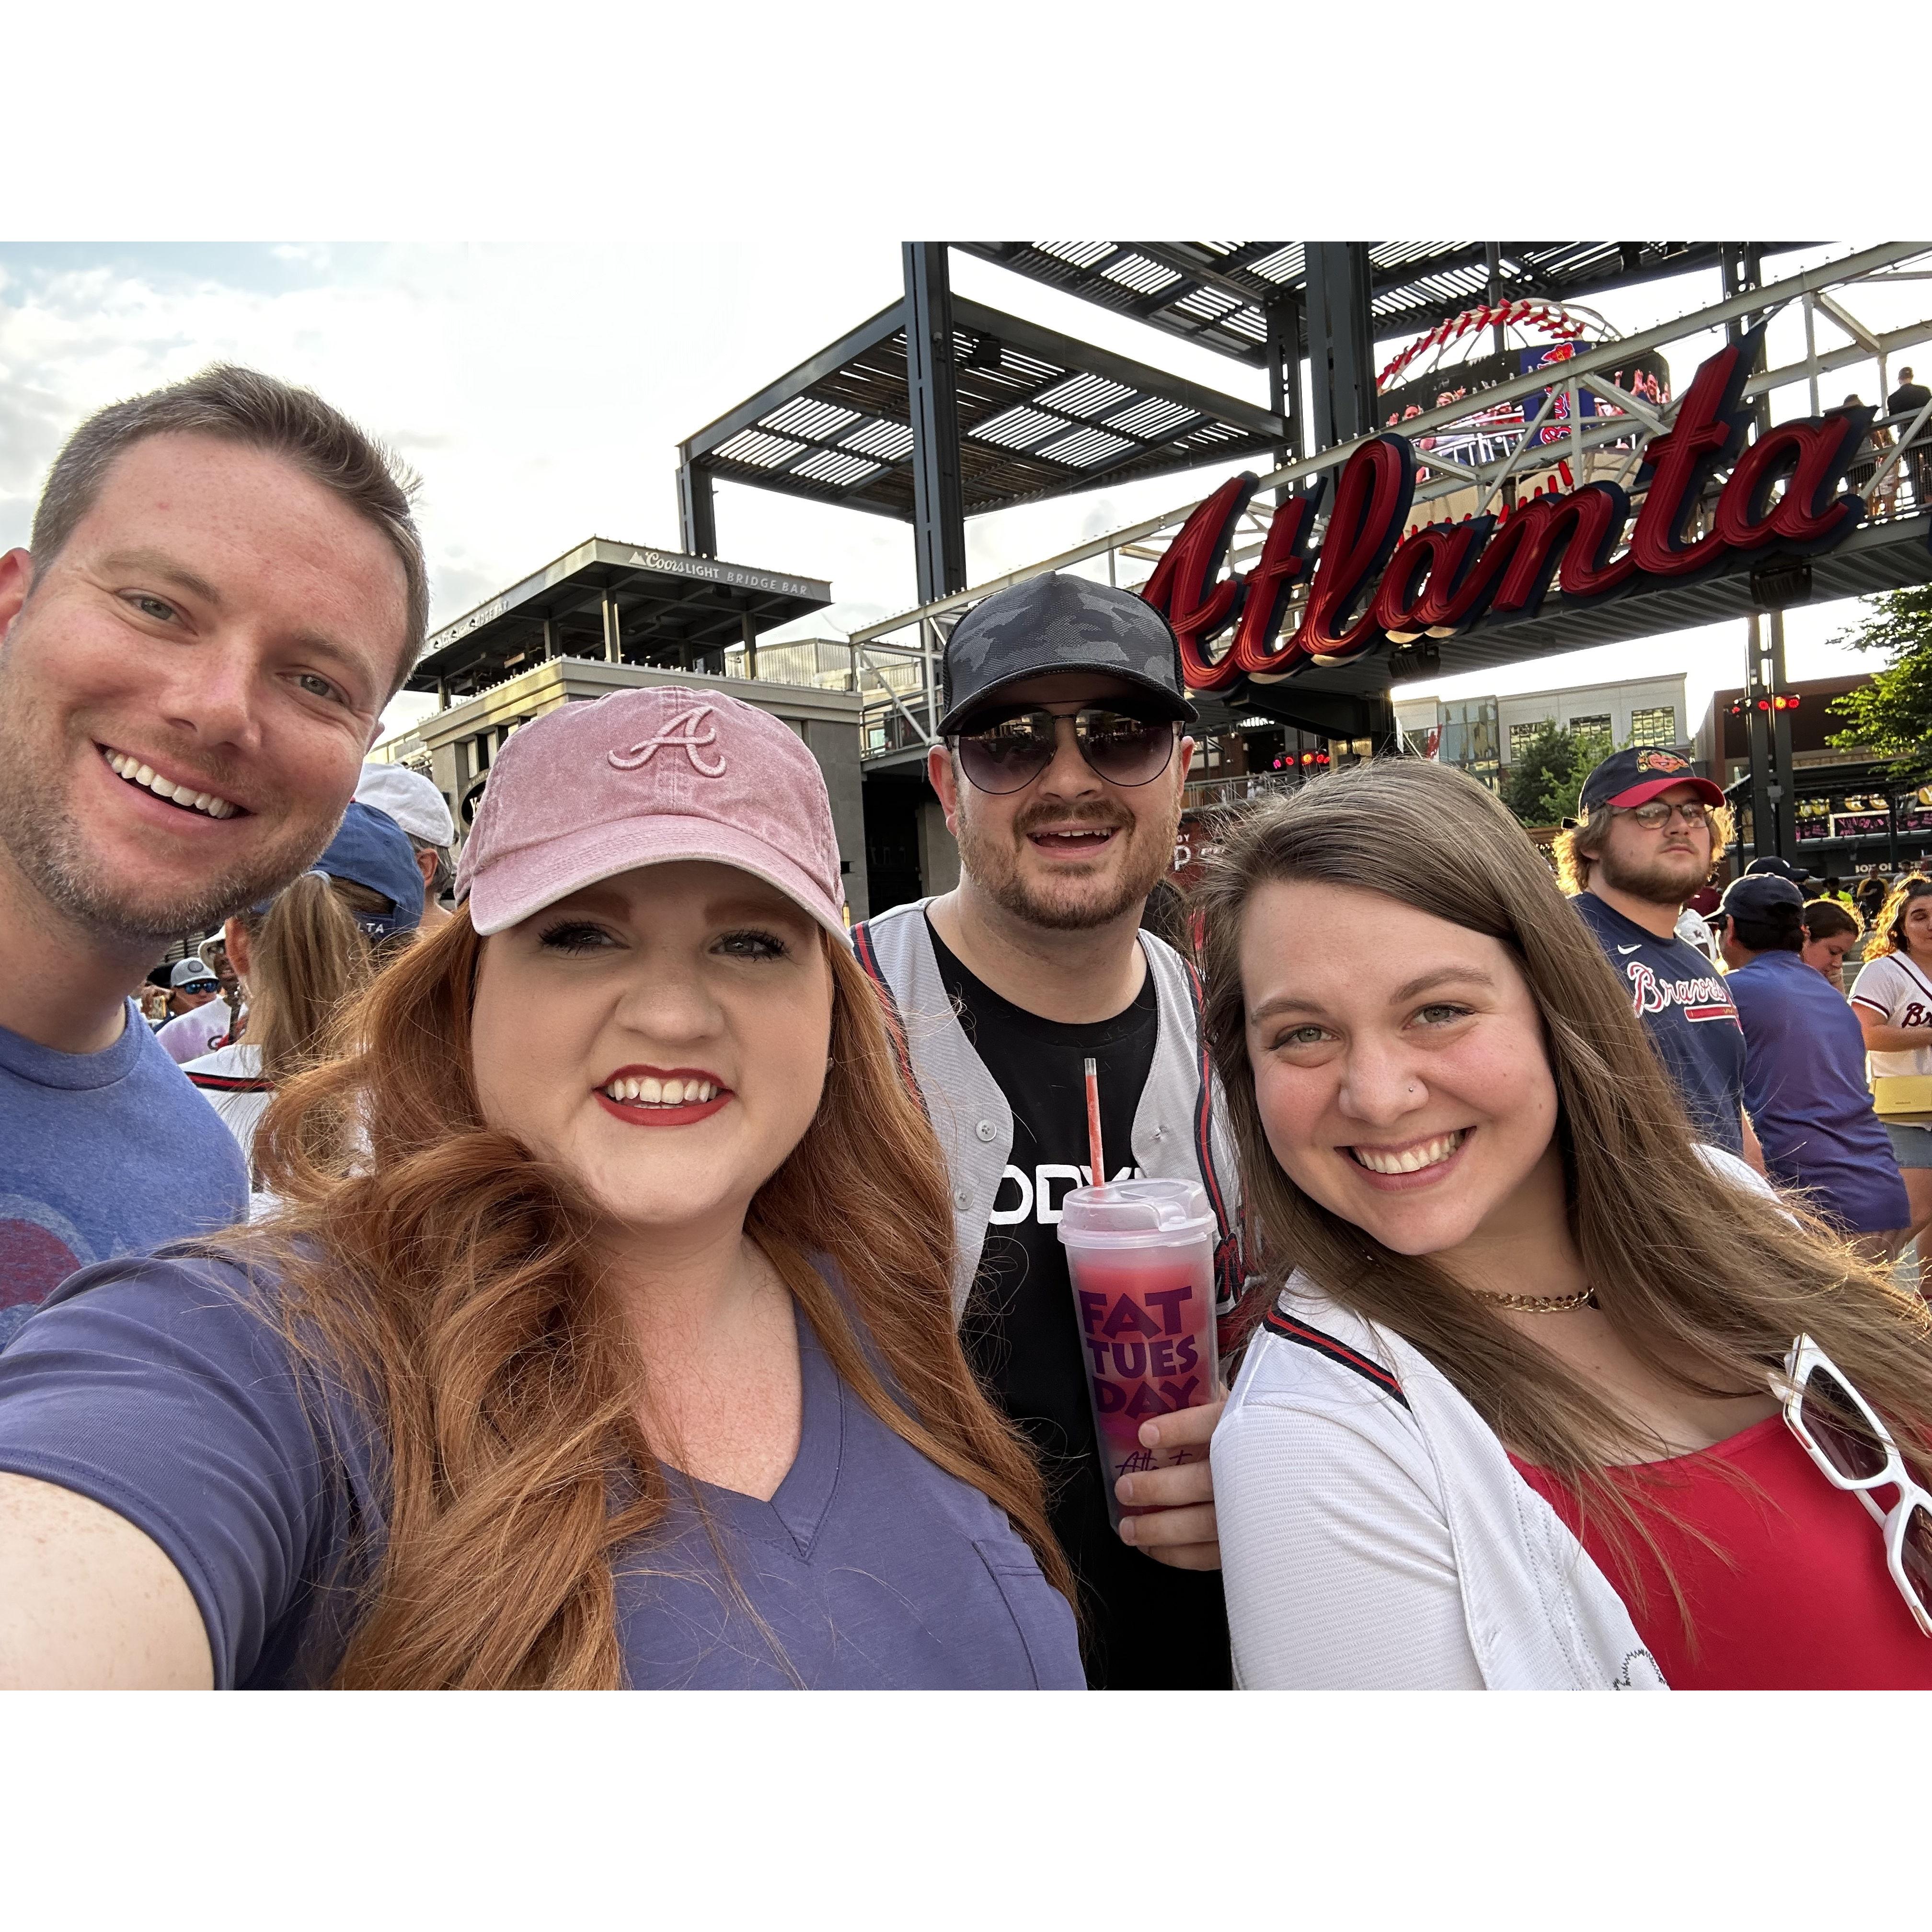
[1472,1286,1598,1314]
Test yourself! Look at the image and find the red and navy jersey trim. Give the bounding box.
[1261,1306,1409,1409]
[185,1072,274,1094]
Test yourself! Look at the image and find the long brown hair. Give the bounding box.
[228,907,1069,1688]
[1196,760,1932,1595]
[234,873,379,1083]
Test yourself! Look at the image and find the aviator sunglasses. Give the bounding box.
[951,705,1180,796]
[1778,1334,1932,1637]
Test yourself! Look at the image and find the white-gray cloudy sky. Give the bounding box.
[6,238,1925,754]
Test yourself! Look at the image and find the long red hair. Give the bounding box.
[235,908,1071,1688]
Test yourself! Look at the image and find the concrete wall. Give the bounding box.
[798,715,870,922]
[1495,675,1688,757]
[918,797,960,897]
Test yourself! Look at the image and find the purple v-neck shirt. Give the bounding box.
[0,1250,1082,1690]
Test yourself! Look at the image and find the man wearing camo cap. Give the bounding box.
[853,573,1248,1689]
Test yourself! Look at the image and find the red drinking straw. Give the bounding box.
[1083,1056,1105,1187]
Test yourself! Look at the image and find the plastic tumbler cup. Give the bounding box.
[1057,1177,1218,1532]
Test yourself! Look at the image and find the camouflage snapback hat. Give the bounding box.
[937,573,1198,736]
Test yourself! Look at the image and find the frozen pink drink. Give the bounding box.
[1057,1179,1217,1532]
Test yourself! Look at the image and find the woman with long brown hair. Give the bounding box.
[0,688,1079,1689]
[1198,759,1932,1689]
[183,798,424,1211]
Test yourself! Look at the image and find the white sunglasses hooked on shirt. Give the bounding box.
[1778,1334,1932,1638]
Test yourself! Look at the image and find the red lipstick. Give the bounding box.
[593,1064,732,1130]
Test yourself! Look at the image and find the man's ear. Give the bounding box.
[0,549,35,648]
[927,741,962,836]
[222,916,253,981]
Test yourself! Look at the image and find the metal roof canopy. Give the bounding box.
[677,292,1288,528]
[957,242,1817,368]
[409,538,831,700]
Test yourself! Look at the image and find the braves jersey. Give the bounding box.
[1571,891,1746,1156]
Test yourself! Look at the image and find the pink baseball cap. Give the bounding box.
[456,686,848,942]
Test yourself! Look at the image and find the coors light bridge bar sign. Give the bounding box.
[1140,327,1914,702]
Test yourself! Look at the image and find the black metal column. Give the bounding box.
[1725,244,1793,863]
[1265,295,1303,496]
[1305,243,1378,449]
[1744,612,1776,863]
[1767,608,1797,859]
[678,459,717,559]
[902,242,967,605]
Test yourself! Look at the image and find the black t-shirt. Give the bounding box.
[1570,891,1745,1155]
[928,919,1231,1690]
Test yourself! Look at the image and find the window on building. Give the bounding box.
[1566,713,1611,738]
[1508,719,1557,764]
[1629,706,1677,748]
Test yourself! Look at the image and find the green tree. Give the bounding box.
[1499,723,1616,827]
[1827,584,1932,784]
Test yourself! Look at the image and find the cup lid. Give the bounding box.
[1056,1177,1215,1248]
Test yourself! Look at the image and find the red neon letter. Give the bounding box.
[1286,437,1415,665]
[1140,474,1252,691]
[1626,332,1759,579]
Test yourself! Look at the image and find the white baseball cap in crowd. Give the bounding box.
[355,761,455,848]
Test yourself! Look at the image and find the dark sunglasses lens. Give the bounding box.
[1902,1505,1932,1615]
[1079,712,1173,786]
[1800,1367,1889,1483]
[956,716,1055,794]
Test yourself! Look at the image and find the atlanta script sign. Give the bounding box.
[1140,327,1886,698]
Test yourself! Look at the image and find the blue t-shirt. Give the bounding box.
[1571,893,1747,1156]
[1726,949,1910,1235]
[0,1002,248,1321]
[0,1249,1083,1690]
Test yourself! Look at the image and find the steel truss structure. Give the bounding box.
[675,260,1288,594]
[849,242,1932,875]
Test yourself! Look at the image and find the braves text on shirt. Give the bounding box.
[1622,959,1740,1024]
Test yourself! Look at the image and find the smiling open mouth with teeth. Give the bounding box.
[601,1075,722,1107]
[1027,826,1120,851]
[101,746,241,819]
[1347,1130,1467,1176]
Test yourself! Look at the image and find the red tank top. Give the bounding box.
[1512,1415,1932,1689]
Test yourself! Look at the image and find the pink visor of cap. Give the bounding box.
[455,686,849,943]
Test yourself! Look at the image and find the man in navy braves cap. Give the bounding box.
[1559,746,1763,1169]
[852,572,1250,1690]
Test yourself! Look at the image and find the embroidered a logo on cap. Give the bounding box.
[609,705,727,777]
[1634,748,1689,774]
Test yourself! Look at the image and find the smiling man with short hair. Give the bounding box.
[0,366,427,1324]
